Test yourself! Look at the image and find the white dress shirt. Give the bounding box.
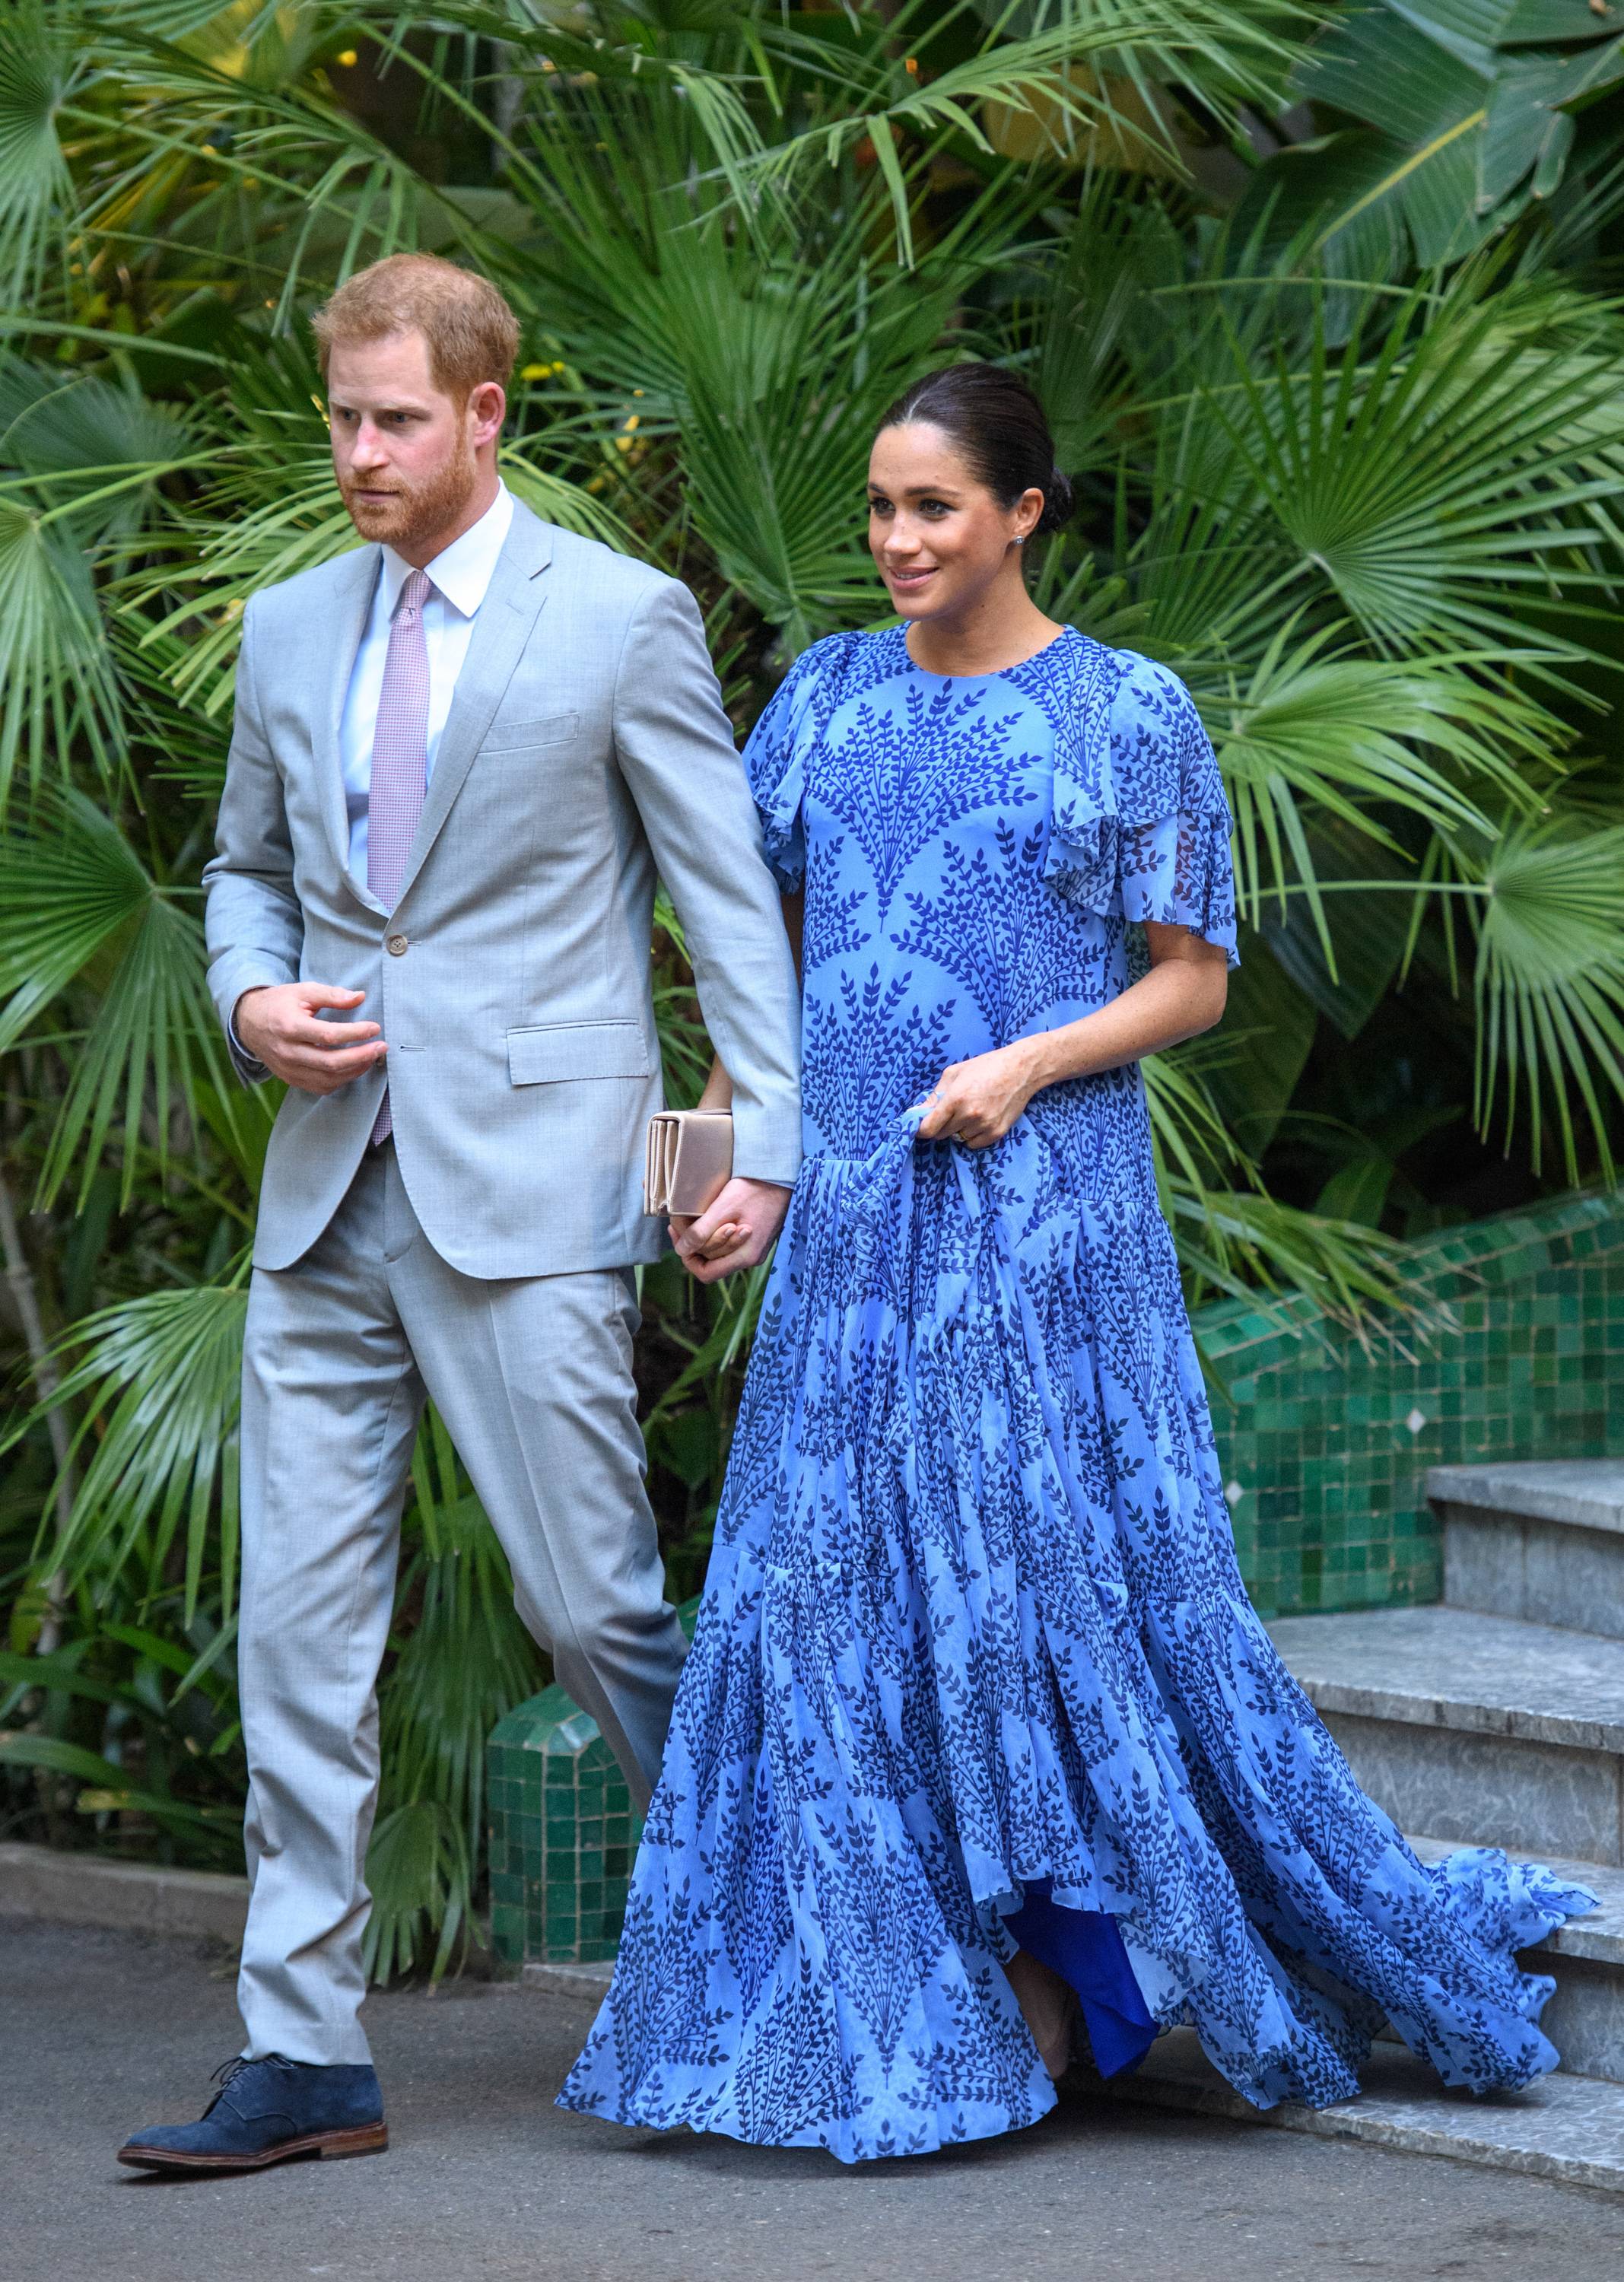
[339,481,516,879]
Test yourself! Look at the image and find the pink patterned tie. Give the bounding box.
[367,567,432,1145]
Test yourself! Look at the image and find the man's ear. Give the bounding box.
[469,381,506,447]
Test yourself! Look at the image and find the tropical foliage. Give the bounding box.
[2,0,1622,1975]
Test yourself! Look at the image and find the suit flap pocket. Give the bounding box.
[483,711,580,754]
[507,1021,653,1085]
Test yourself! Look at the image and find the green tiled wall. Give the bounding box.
[1205,1187,1624,1617]
[487,1602,699,1966]
[486,1689,644,1963]
[488,1186,1624,1963]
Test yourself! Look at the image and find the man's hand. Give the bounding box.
[670,1177,792,1285]
[236,983,386,1096]
[914,1041,1042,1150]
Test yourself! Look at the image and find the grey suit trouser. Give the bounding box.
[235,1138,686,2064]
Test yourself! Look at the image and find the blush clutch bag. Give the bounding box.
[644,1108,734,1219]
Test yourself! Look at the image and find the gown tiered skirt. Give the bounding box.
[559,1112,1594,2162]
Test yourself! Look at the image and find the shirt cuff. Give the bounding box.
[227,998,270,1084]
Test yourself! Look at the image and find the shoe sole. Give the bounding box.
[116,2122,388,2172]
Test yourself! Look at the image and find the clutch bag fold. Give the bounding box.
[644,1108,734,1219]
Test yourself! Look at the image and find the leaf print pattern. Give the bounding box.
[559,627,1594,2163]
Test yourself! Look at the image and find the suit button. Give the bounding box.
[386,933,408,956]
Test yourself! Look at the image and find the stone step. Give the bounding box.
[1430,1460,1624,1640]
[1083,2027,1624,2197]
[1408,1838,1624,2086]
[1266,1605,1624,1867]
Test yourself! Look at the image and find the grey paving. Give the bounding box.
[10,1915,1624,2282]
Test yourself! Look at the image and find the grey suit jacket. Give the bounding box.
[203,500,802,1277]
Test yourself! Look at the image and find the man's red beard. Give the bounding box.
[339,438,478,550]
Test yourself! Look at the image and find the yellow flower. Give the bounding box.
[336,49,358,68]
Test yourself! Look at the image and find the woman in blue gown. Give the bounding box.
[559,364,1593,2163]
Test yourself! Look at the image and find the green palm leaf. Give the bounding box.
[11,1276,248,1623]
[0,789,240,1203]
[1465,809,1624,1179]
[361,1799,471,1984]
[0,2,77,307]
[1200,619,1552,943]
[364,1410,543,1982]
[1202,272,1624,657]
[0,1730,234,1839]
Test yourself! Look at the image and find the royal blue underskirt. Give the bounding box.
[1002,1880,1157,2077]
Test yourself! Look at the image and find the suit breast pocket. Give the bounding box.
[483,711,580,755]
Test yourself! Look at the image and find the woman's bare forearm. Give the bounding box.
[916,925,1228,1149]
[698,1055,734,1111]
[1016,937,1228,1095]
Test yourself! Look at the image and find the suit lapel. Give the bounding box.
[317,545,384,904]
[392,505,555,907]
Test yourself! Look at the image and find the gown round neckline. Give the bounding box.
[898,618,1076,686]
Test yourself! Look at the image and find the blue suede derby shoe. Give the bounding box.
[118,2055,387,2172]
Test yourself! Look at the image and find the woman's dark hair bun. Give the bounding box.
[878,361,1073,539]
[1038,466,1075,536]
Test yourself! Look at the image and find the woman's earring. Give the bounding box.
[1015,536,1027,547]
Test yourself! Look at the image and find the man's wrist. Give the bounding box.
[230,987,272,1066]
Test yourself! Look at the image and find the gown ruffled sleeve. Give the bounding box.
[742,634,858,893]
[1044,644,1239,965]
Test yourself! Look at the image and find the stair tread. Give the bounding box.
[1090,2027,1624,2195]
[1268,1606,1624,1753]
[1407,1835,1624,1966]
[1429,1459,1624,1538]
[522,1959,613,2000]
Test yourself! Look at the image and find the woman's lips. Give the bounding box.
[887,564,936,589]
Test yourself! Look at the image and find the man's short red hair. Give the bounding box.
[311,253,520,400]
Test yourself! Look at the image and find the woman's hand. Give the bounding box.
[915,1041,1043,1149]
[670,1177,793,1283]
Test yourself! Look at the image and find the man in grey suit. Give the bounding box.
[119,255,801,2173]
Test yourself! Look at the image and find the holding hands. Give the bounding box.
[670,1176,793,1285]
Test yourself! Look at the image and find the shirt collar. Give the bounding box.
[378,481,516,621]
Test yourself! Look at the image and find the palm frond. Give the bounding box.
[1200,270,1624,659]
[1202,620,1555,944]
[12,1275,249,1623]
[0,2,77,308]
[1466,807,1624,1181]
[0,789,242,1203]
[361,1799,472,1984]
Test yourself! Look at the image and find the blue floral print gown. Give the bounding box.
[559,626,1594,2163]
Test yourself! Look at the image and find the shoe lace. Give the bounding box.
[205,2053,297,2115]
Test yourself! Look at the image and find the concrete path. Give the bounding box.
[7,1915,1624,2282]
